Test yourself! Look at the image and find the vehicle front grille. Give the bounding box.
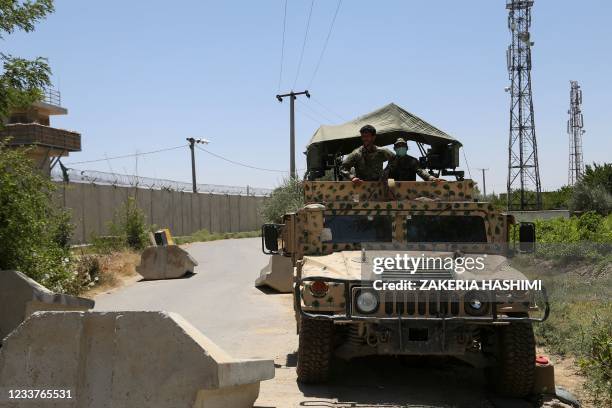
[382,291,461,317]
[352,287,463,318]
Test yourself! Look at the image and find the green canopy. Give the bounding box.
[307,103,460,155]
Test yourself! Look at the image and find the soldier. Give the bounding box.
[382,138,440,181]
[340,125,394,185]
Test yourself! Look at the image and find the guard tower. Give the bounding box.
[0,88,81,175]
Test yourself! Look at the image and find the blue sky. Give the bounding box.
[5,0,611,192]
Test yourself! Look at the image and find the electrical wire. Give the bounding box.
[461,147,473,179]
[292,0,315,89]
[307,0,342,89]
[297,98,335,123]
[196,145,290,173]
[295,105,323,125]
[311,96,347,122]
[65,145,187,165]
[277,0,288,92]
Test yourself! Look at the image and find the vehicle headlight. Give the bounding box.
[355,290,379,314]
[464,291,490,316]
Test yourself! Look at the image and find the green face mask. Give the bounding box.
[395,147,408,157]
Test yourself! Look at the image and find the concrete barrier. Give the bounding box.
[0,270,94,343]
[136,245,198,280]
[509,210,570,222]
[0,311,274,408]
[254,255,294,293]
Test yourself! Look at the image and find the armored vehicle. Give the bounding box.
[262,104,549,397]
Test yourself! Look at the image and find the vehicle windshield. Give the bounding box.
[405,215,487,243]
[323,215,393,243]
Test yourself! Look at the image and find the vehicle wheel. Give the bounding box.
[491,320,536,397]
[296,317,334,383]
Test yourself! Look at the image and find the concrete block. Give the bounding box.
[0,311,274,408]
[0,270,94,343]
[136,245,198,280]
[254,255,294,293]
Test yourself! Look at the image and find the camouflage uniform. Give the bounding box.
[340,145,395,181]
[383,155,436,181]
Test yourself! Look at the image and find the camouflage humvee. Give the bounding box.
[262,104,549,397]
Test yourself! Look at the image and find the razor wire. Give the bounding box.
[51,167,273,196]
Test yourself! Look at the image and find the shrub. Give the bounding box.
[581,163,612,193]
[260,177,304,223]
[569,162,612,215]
[524,213,612,263]
[0,141,75,292]
[109,196,149,251]
[569,182,612,216]
[578,314,612,406]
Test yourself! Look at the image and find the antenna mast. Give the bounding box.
[567,81,585,185]
[506,0,542,210]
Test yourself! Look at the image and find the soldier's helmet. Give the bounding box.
[394,138,408,147]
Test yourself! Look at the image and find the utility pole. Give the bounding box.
[476,168,489,198]
[276,90,310,178]
[186,138,210,193]
[505,0,542,210]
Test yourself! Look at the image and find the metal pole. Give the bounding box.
[188,138,197,193]
[476,168,489,199]
[482,169,487,197]
[276,90,310,179]
[290,94,295,179]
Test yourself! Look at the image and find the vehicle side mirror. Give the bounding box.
[518,222,536,253]
[262,224,281,255]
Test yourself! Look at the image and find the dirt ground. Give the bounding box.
[81,250,141,298]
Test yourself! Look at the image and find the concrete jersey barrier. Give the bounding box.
[0,311,275,408]
[136,245,198,280]
[0,270,94,343]
[255,255,294,293]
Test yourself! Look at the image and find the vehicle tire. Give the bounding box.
[296,317,334,383]
[491,320,536,397]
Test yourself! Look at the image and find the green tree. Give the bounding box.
[0,0,54,122]
[260,178,304,223]
[570,163,612,215]
[0,141,73,291]
[581,163,612,193]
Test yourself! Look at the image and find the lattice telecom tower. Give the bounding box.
[567,81,585,185]
[505,0,542,210]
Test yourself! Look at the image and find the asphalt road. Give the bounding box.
[94,238,533,408]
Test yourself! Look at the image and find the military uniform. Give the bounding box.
[340,145,395,181]
[383,155,435,181]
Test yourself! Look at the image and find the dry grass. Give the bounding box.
[81,250,140,298]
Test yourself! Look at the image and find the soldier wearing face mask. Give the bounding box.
[382,138,439,182]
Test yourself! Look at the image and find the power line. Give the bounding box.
[65,145,186,165]
[307,0,342,89]
[196,145,290,173]
[461,147,472,179]
[277,0,288,92]
[311,96,347,122]
[295,105,323,125]
[292,0,315,89]
[297,98,335,123]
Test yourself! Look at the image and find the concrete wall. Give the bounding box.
[509,210,571,223]
[55,182,265,243]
